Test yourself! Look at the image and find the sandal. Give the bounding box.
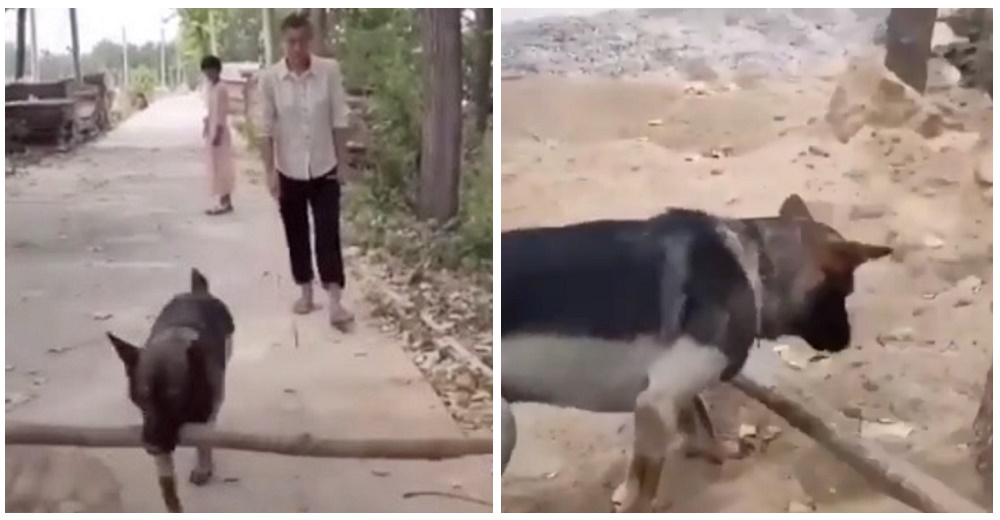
[292,297,317,315]
[205,204,233,216]
[329,306,355,333]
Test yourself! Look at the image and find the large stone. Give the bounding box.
[825,54,955,144]
[6,447,123,513]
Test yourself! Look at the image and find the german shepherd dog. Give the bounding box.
[500,195,892,512]
[106,269,234,512]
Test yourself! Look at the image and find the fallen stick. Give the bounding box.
[6,423,492,460]
[731,374,985,514]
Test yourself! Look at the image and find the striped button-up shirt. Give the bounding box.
[257,55,350,180]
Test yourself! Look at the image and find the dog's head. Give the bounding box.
[106,269,214,455]
[107,331,207,455]
[755,194,892,353]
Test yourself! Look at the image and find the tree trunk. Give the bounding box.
[261,8,276,65]
[417,8,463,221]
[976,9,992,97]
[15,8,26,80]
[308,8,329,57]
[328,9,341,57]
[884,8,938,93]
[973,366,992,502]
[69,8,82,84]
[473,8,493,139]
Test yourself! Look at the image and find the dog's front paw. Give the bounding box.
[188,466,214,486]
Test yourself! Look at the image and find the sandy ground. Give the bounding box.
[5,94,490,513]
[500,12,992,512]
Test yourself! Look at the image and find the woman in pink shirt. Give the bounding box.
[201,55,235,215]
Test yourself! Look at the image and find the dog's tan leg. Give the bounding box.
[191,337,230,486]
[154,453,182,512]
[189,415,217,486]
[678,395,726,465]
[612,339,729,513]
[190,384,225,485]
[612,395,672,513]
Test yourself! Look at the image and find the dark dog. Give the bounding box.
[500,194,892,512]
[106,268,234,512]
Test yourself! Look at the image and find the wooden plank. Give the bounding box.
[6,422,491,460]
[732,373,985,513]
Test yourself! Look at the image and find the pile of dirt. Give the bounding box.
[501,8,889,80]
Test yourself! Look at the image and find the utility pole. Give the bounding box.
[29,8,39,81]
[160,25,167,87]
[69,8,82,84]
[122,26,129,89]
[209,10,219,55]
[15,8,26,80]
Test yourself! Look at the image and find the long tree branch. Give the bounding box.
[6,423,491,460]
[731,374,985,513]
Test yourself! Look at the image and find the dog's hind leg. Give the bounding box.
[611,339,728,513]
[190,339,229,487]
[189,403,221,486]
[677,394,727,465]
[500,398,516,474]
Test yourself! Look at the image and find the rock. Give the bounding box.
[931,21,963,50]
[973,367,992,501]
[787,500,815,513]
[710,168,724,176]
[860,418,915,439]
[848,203,888,220]
[956,275,984,294]
[825,54,955,144]
[6,447,123,512]
[453,371,477,392]
[807,145,830,158]
[973,135,992,186]
[844,168,869,182]
[926,57,963,92]
[922,235,945,249]
[5,392,32,409]
[878,326,915,344]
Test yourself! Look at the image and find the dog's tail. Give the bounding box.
[191,268,209,294]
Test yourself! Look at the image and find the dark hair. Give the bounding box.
[200,55,222,72]
[280,12,313,33]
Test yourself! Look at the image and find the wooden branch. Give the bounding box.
[6,423,491,461]
[731,374,985,513]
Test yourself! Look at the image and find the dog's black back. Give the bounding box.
[502,209,757,380]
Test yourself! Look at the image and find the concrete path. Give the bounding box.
[5,94,491,512]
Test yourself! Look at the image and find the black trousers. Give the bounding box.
[278,169,346,288]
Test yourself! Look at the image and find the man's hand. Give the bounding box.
[266,172,280,200]
[338,164,356,183]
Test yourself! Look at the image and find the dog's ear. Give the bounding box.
[107,332,140,373]
[191,268,209,294]
[824,240,893,273]
[779,194,814,221]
